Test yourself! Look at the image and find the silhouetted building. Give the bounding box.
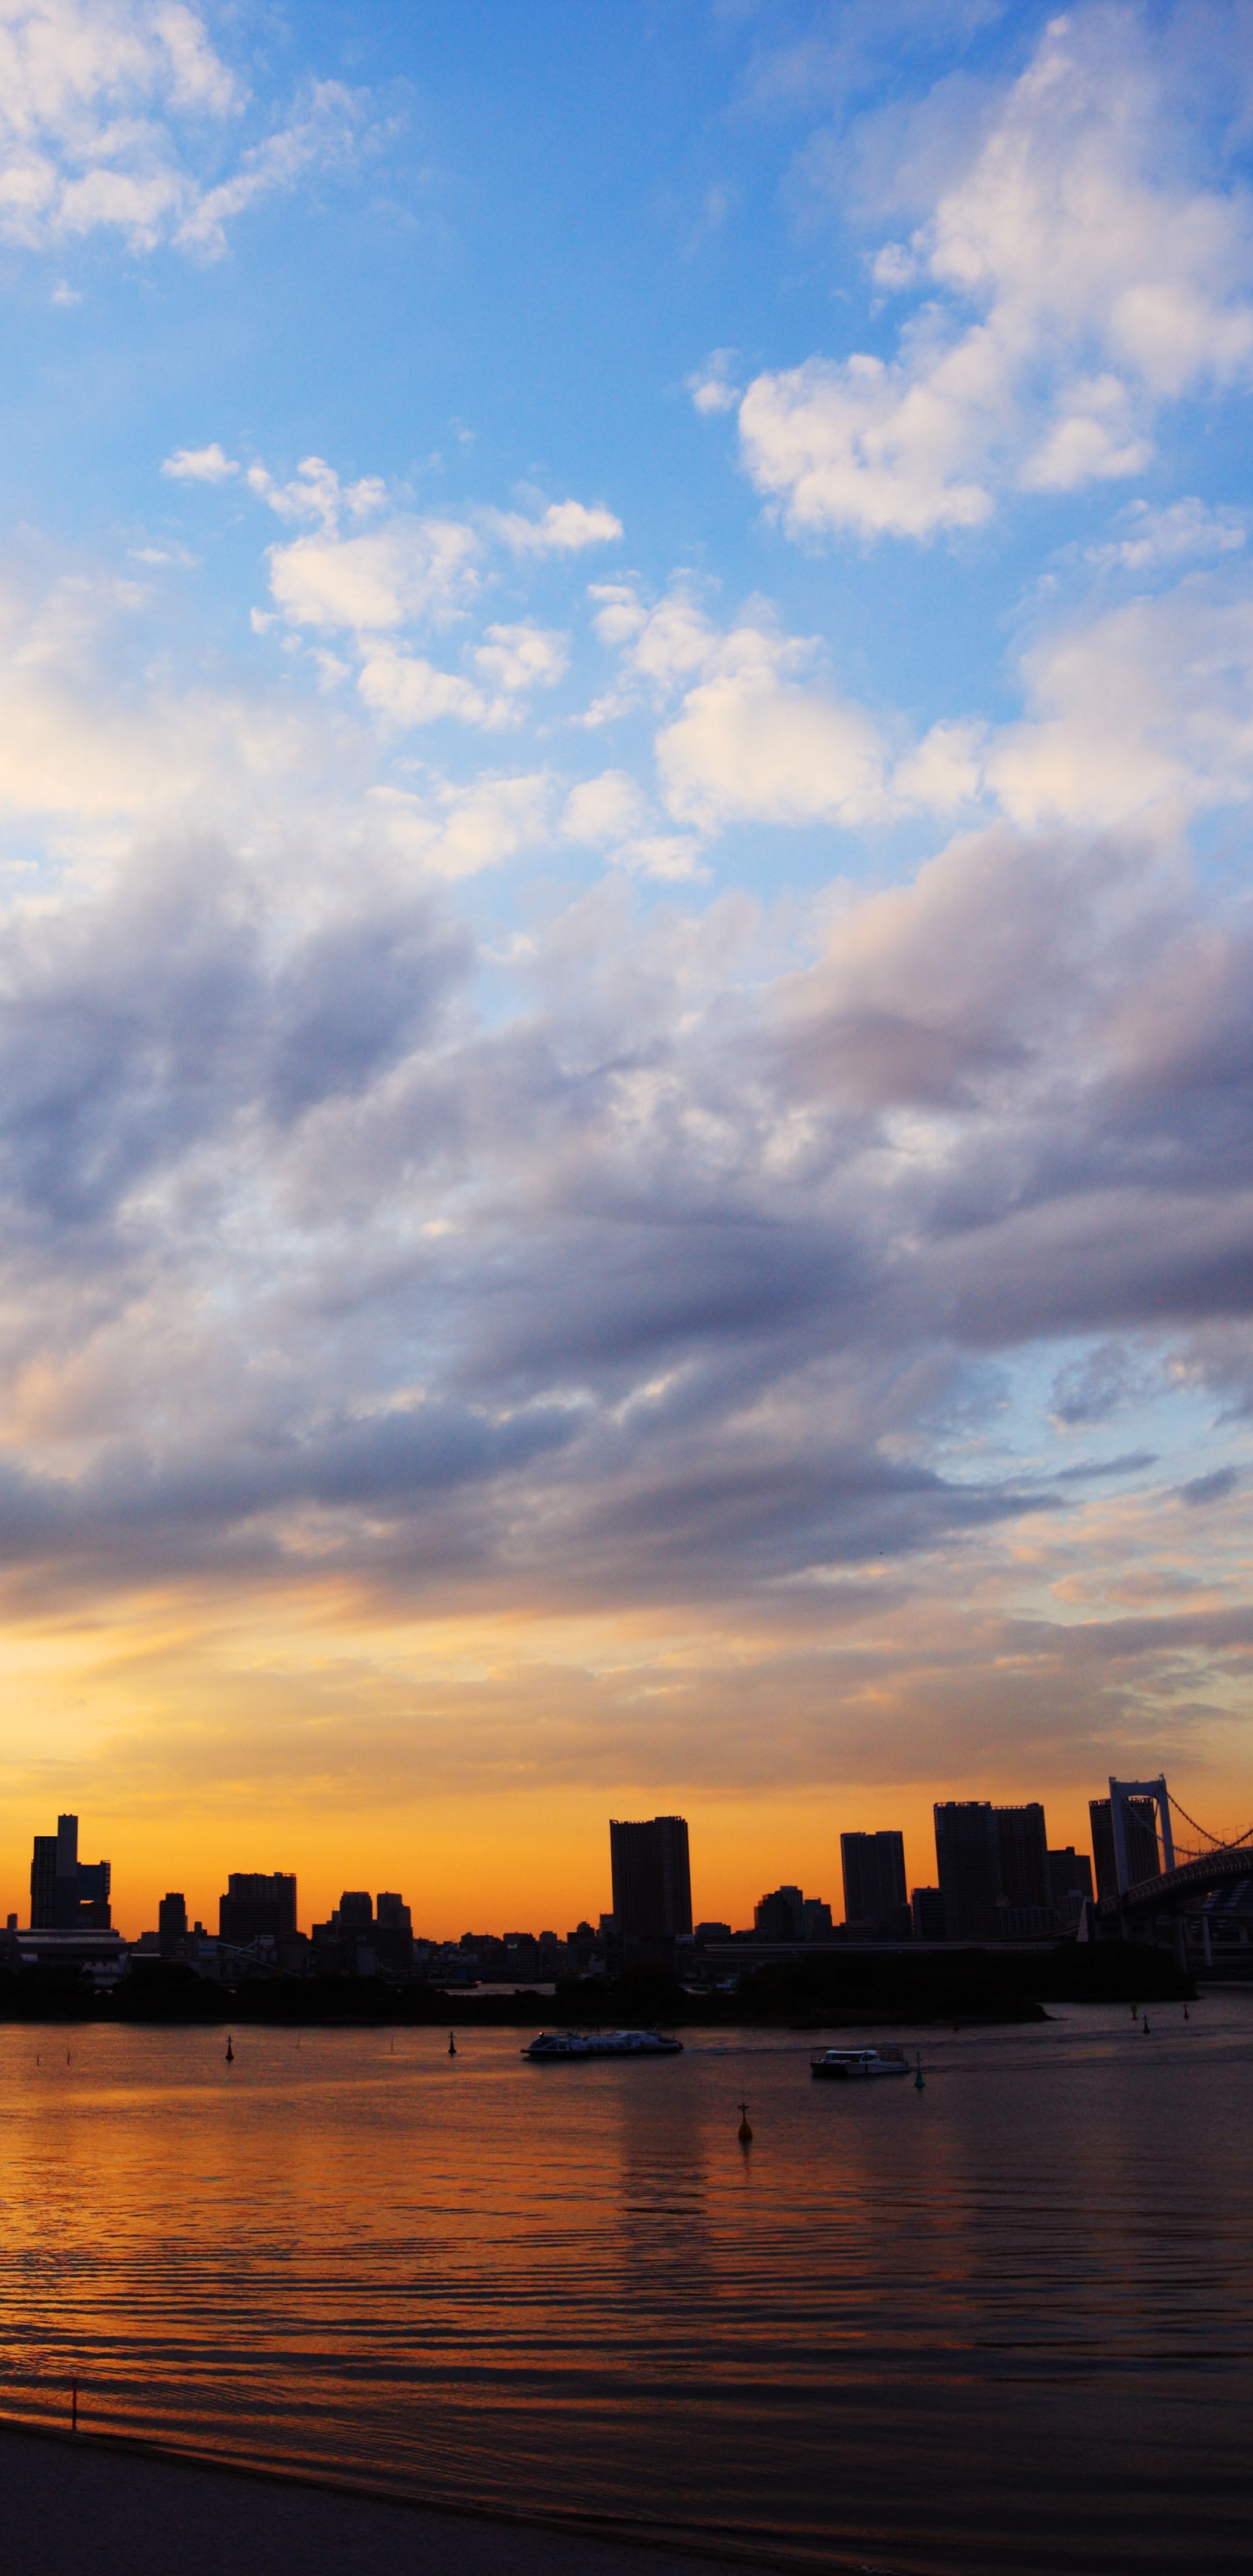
[218,1870,297,1946]
[935,1802,1001,1941]
[1089,1796,1158,1901]
[338,1890,373,1930]
[30,1815,111,1930]
[158,1892,187,1959]
[994,1805,1049,1912]
[754,1884,806,1940]
[374,1892,413,1971]
[911,1885,947,1940]
[803,1896,834,1939]
[1048,1847,1094,1929]
[609,1816,693,1945]
[841,1831,909,1935]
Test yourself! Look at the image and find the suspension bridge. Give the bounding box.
[1092,1775,1253,1965]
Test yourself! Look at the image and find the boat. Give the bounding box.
[523,2029,684,2059]
[810,2045,909,2080]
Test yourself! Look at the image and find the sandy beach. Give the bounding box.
[0,2424,746,2576]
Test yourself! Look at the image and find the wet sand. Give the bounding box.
[0,2425,749,2576]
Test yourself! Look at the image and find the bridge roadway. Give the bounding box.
[1096,1839,1253,1922]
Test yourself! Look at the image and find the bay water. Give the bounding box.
[1,1999,1250,2575]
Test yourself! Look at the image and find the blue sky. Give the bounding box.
[1,0,1253,1928]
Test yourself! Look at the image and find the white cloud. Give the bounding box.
[591,583,897,835]
[372,772,553,880]
[985,580,1253,830]
[357,627,568,735]
[358,652,492,731]
[0,557,352,845]
[1088,496,1247,574]
[247,456,387,529]
[485,500,623,554]
[267,517,480,638]
[560,770,650,847]
[688,350,741,415]
[893,718,986,815]
[0,3,366,258]
[161,441,238,483]
[1019,375,1151,493]
[658,641,890,833]
[733,13,1253,541]
[472,622,568,694]
[172,81,365,259]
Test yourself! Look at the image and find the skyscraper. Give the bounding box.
[158,1892,187,1958]
[29,1815,111,1930]
[994,1805,1049,1910]
[1047,1847,1095,1929]
[934,1801,1002,1941]
[608,1816,693,1944]
[218,1871,298,1945]
[841,1830,908,1935]
[754,1884,806,1940]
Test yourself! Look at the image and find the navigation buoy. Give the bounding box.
[1183,2003,1190,2021]
[915,2051,925,2091]
[737,2101,753,2144]
[1130,2002,1138,2019]
[448,2030,456,2056]
[224,2036,234,2064]
[1142,2014,1151,2034]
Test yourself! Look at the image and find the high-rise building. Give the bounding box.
[934,1802,1002,1941]
[911,1886,948,1940]
[30,1815,111,1930]
[374,1892,413,1970]
[754,1884,806,1940]
[218,1870,297,1945]
[157,1892,187,1959]
[1047,1847,1095,1929]
[1089,1796,1158,1901]
[608,1816,693,1944]
[841,1830,909,1935]
[994,1805,1049,1911]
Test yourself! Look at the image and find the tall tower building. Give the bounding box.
[993,1804,1049,1911]
[608,1816,693,1946]
[841,1831,908,1935]
[30,1815,111,1930]
[934,1801,1002,1942]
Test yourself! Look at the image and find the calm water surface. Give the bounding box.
[1,2000,1250,2576]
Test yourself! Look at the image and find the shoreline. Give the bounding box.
[0,2417,787,2576]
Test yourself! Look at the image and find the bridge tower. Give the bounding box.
[1108,1776,1175,1892]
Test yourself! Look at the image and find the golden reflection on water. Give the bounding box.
[1,2008,1251,2576]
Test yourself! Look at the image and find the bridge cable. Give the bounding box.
[1165,1793,1253,1857]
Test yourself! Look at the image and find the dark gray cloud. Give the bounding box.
[1180,1464,1242,1506]
[0,816,1250,1744]
[0,845,466,1234]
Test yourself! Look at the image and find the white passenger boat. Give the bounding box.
[523,2029,684,2059]
[810,2045,909,2080]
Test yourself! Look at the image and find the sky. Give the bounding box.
[2,0,1253,1938]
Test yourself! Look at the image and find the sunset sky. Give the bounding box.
[2,0,1252,1937]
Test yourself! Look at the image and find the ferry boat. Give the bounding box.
[810,2045,909,2080]
[523,2029,684,2060]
